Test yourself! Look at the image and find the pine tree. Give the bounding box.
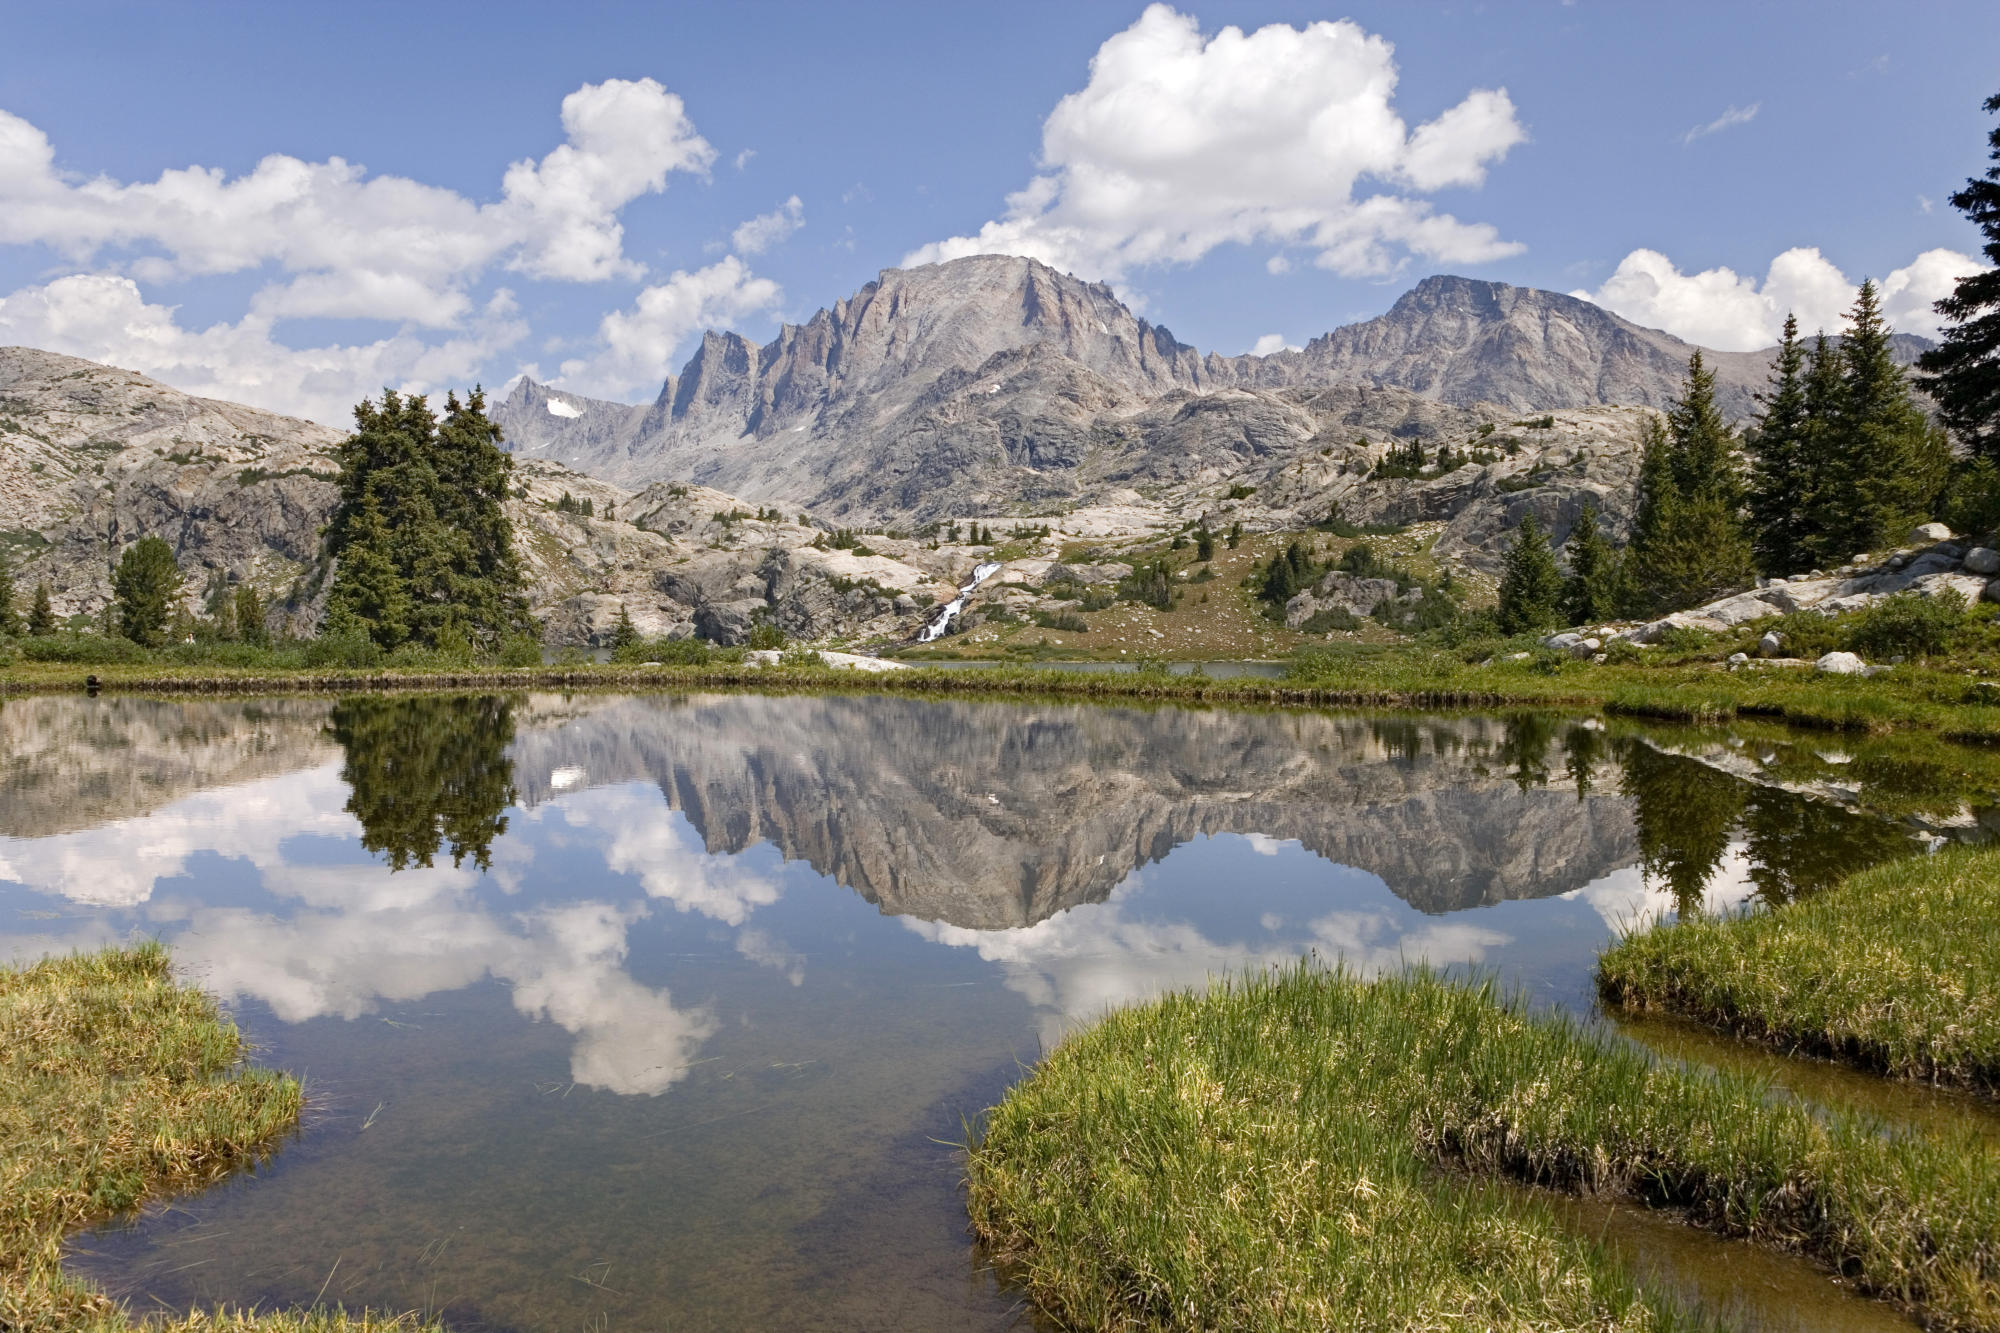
[1745,315,1814,574]
[27,583,55,636]
[235,584,267,647]
[611,604,638,648]
[211,584,238,642]
[1194,526,1216,562]
[325,489,412,647]
[113,536,185,647]
[0,553,18,637]
[1792,334,1848,566]
[1496,513,1564,634]
[1624,354,1756,612]
[1226,521,1243,549]
[1559,505,1618,626]
[323,388,528,650]
[1824,281,1950,554]
[1919,92,2000,463]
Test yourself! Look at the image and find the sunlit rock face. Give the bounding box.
[505,695,1638,926]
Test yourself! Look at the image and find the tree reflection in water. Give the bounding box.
[326,694,518,871]
[1616,739,1918,916]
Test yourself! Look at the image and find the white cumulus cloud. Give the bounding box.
[0,274,527,428]
[904,4,1525,284]
[730,195,804,255]
[0,78,731,422]
[1571,246,1986,351]
[556,256,783,399]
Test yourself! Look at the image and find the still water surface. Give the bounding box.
[1,691,1989,1330]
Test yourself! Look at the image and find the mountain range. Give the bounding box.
[495,255,1929,524]
[0,255,1936,648]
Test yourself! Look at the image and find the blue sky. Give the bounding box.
[0,0,1993,424]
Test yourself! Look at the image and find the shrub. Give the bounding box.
[301,630,384,669]
[18,633,149,664]
[1034,609,1090,633]
[1850,589,1969,658]
[746,622,787,650]
[496,636,543,667]
[1654,624,1714,654]
[1299,606,1361,634]
[777,644,825,669]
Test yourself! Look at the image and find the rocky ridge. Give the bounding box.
[0,347,978,645]
[496,257,1929,533]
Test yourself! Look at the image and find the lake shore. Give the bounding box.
[968,962,2000,1332]
[1598,846,2000,1095]
[0,943,434,1332]
[6,652,2000,742]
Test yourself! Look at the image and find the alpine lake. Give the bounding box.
[5,686,1998,1331]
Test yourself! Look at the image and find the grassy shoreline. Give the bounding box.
[968,963,2000,1332]
[6,654,2000,741]
[0,943,434,1332]
[1599,847,2000,1096]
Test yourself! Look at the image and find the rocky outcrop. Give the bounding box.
[1613,523,2000,643]
[0,348,959,646]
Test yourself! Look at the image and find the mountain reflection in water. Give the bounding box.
[0,692,1971,1330]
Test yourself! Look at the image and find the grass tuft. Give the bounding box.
[1598,846,2000,1095]
[0,943,437,1331]
[971,964,2000,1331]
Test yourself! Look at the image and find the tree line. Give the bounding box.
[1497,92,2000,636]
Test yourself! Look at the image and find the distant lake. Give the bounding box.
[1,691,1976,1330]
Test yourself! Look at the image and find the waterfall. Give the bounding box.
[917,562,1004,643]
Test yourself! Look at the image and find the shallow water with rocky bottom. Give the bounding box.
[3,690,1994,1330]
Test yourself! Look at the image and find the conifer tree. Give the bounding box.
[1194,526,1215,562]
[325,490,413,647]
[27,583,55,636]
[1559,505,1618,626]
[1496,513,1564,634]
[1824,281,1950,554]
[611,604,638,648]
[0,553,18,637]
[1918,92,2000,463]
[235,584,267,647]
[1745,315,1813,574]
[1624,354,1755,612]
[113,536,185,647]
[211,584,238,642]
[323,388,528,649]
[1793,334,1848,566]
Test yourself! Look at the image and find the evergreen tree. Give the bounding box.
[1559,504,1618,626]
[1194,525,1216,562]
[1918,92,2000,463]
[1624,353,1755,612]
[1745,314,1814,574]
[1226,521,1242,549]
[27,583,55,636]
[211,585,238,642]
[323,388,528,650]
[1824,281,1950,554]
[611,604,639,648]
[0,553,18,637]
[1792,334,1848,566]
[1496,513,1563,634]
[325,490,412,647]
[235,584,267,647]
[113,536,184,647]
